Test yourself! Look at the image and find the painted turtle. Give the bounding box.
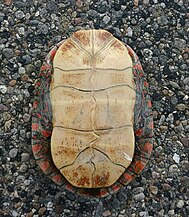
[32,29,153,198]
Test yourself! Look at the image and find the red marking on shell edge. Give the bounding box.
[33,101,38,109]
[52,174,63,183]
[144,81,148,87]
[35,81,41,88]
[150,121,154,129]
[37,113,42,118]
[42,130,51,137]
[143,142,153,153]
[134,161,145,173]
[123,173,133,182]
[100,189,109,197]
[41,64,50,71]
[65,183,75,192]
[39,161,50,171]
[49,48,57,59]
[32,144,42,153]
[135,129,143,137]
[148,100,152,108]
[32,123,39,130]
[112,184,121,192]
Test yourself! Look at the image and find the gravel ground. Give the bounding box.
[0,0,189,216]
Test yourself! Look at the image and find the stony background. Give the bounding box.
[0,0,188,216]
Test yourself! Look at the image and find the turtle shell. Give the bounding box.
[32,29,153,198]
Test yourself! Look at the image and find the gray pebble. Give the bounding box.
[0,85,7,94]
[21,153,30,162]
[3,48,14,58]
[103,15,111,25]
[176,103,186,111]
[19,164,28,173]
[133,193,145,201]
[15,10,25,19]
[169,164,178,173]
[18,67,26,75]
[174,38,186,50]
[157,15,168,26]
[9,148,18,158]
[18,27,25,35]
[176,200,184,208]
[170,81,180,89]
[23,113,31,122]
[183,77,189,85]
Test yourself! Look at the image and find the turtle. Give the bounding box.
[32,29,153,198]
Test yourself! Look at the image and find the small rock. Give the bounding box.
[3,48,14,58]
[173,153,180,163]
[169,164,178,173]
[176,104,186,111]
[103,210,112,217]
[21,153,30,162]
[19,164,28,173]
[149,185,158,195]
[180,137,188,147]
[170,81,180,89]
[18,27,25,35]
[23,113,31,122]
[143,0,150,5]
[38,207,46,215]
[161,183,171,191]
[133,193,145,201]
[0,104,8,111]
[9,148,18,158]
[174,38,186,50]
[139,211,148,217]
[12,210,18,217]
[47,1,58,12]
[21,74,29,82]
[0,85,7,94]
[183,77,189,85]
[177,200,184,208]
[15,10,25,19]
[24,179,30,185]
[26,64,36,73]
[4,0,12,6]
[180,176,189,187]
[47,201,53,208]
[18,67,26,75]
[168,210,175,215]
[9,80,17,86]
[157,15,168,26]
[5,120,12,131]
[103,15,110,25]
[126,27,133,37]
